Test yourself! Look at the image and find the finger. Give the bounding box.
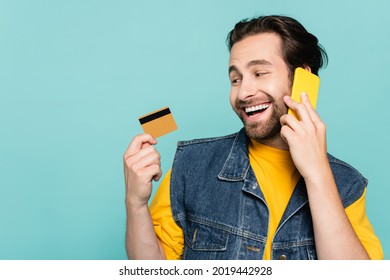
[141,142,151,149]
[124,133,157,159]
[280,113,302,132]
[143,164,162,182]
[129,164,162,189]
[125,145,161,169]
[124,154,161,188]
[152,168,163,182]
[300,93,322,124]
[284,94,312,123]
[280,124,294,145]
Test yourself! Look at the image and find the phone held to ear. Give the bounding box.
[287,67,320,120]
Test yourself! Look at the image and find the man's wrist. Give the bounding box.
[125,196,149,210]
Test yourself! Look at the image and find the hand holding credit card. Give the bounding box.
[138,107,177,138]
[288,67,320,120]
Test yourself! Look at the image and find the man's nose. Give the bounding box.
[238,79,257,100]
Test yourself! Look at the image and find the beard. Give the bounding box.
[234,94,288,142]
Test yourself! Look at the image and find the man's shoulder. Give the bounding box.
[327,153,368,207]
[327,153,367,182]
[172,129,246,165]
[176,131,240,148]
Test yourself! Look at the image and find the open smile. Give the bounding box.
[244,102,271,118]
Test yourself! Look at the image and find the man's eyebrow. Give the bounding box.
[247,59,272,68]
[228,65,240,75]
[229,59,272,74]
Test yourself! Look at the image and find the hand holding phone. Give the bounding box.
[287,67,320,120]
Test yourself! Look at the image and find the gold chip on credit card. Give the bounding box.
[138,107,177,138]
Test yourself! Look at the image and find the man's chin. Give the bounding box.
[244,123,281,142]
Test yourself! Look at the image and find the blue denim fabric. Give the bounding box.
[170,128,367,260]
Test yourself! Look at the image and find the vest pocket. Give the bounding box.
[184,219,229,251]
[272,240,317,260]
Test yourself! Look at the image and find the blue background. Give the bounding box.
[0,0,388,259]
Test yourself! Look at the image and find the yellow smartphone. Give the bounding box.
[288,67,320,120]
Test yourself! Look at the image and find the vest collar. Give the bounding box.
[218,128,250,181]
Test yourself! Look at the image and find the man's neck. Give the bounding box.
[253,135,289,151]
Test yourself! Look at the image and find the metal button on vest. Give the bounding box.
[278,255,288,260]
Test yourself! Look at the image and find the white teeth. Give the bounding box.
[245,104,270,113]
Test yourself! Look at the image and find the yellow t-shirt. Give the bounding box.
[248,139,301,259]
[149,141,384,260]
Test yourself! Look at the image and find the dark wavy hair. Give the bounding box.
[226,15,328,76]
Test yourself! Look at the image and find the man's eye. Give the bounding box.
[255,72,265,77]
[231,78,241,85]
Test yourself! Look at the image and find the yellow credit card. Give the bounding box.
[138,107,177,138]
[288,67,320,120]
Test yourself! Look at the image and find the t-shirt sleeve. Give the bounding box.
[149,169,184,260]
[345,188,384,260]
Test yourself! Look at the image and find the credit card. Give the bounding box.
[138,107,177,138]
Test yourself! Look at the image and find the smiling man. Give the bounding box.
[123,15,383,260]
[229,34,290,148]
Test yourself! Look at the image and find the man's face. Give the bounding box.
[229,33,291,143]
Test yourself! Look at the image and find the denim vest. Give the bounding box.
[170,129,367,260]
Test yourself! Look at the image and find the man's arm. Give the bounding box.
[302,162,370,259]
[123,134,166,260]
[280,93,370,259]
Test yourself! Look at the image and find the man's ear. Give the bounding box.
[303,65,312,73]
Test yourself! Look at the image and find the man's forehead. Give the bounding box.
[229,33,283,67]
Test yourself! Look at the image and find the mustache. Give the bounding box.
[235,95,275,108]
